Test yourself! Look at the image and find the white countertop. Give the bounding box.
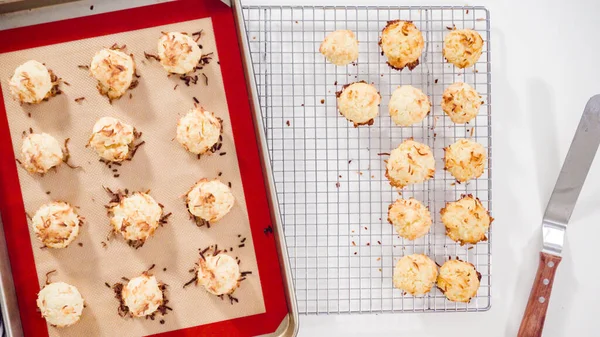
[289,0,600,336]
[3,0,600,336]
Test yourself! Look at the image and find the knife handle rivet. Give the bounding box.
[547,261,555,268]
[538,297,546,304]
[543,278,550,285]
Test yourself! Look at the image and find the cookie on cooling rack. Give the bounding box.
[186,178,235,224]
[20,132,64,174]
[388,198,432,240]
[385,139,435,189]
[393,254,438,295]
[177,106,222,155]
[90,47,136,101]
[336,81,381,127]
[441,82,482,124]
[441,194,492,245]
[444,138,486,182]
[37,282,85,327]
[319,30,359,66]
[88,117,139,163]
[379,20,424,71]
[157,32,203,74]
[443,29,484,69]
[388,85,431,126]
[32,201,82,249]
[9,60,60,104]
[437,259,481,303]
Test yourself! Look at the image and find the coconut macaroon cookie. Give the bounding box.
[437,259,481,302]
[37,282,84,327]
[90,48,136,100]
[88,117,138,162]
[32,202,82,249]
[157,32,203,74]
[388,85,431,126]
[336,81,381,127]
[441,194,492,245]
[108,192,164,248]
[441,82,482,124]
[122,273,164,317]
[197,253,241,295]
[20,132,63,174]
[393,254,438,295]
[444,138,486,182]
[187,178,235,224]
[177,106,222,155]
[443,29,484,68]
[9,60,59,104]
[385,139,435,189]
[388,198,432,240]
[319,30,359,66]
[379,20,424,71]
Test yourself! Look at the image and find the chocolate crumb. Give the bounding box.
[228,182,232,188]
[90,5,94,10]
[320,99,325,104]
[263,226,273,235]
[45,191,51,195]
[160,320,165,324]
[286,120,290,126]
[435,79,439,84]
[193,97,199,104]
[105,282,111,288]
[78,242,83,247]
[218,172,222,176]
[220,152,227,156]
[238,244,245,248]
[335,182,340,188]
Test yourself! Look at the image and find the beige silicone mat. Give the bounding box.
[0,18,265,337]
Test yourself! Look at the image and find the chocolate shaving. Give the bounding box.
[78,65,89,70]
[45,270,56,284]
[228,294,239,304]
[202,73,208,85]
[74,97,85,103]
[377,152,390,156]
[183,275,197,288]
[263,226,273,235]
[63,138,82,169]
[144,52,160,61]
[193,97,199,104]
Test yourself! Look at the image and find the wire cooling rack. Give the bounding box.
[242,5,491,314]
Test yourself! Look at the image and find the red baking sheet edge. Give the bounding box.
[0,1,288,336]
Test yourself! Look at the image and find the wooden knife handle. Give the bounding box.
[517,252,562,337]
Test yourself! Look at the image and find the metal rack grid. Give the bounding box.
[242,5,492,314]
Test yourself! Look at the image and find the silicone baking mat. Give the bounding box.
[0,1,288,336]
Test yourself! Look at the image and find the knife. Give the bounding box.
[518,95,600,337]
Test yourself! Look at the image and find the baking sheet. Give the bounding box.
[0,18,265,337]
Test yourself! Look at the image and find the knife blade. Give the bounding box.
[518,94,600,337]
